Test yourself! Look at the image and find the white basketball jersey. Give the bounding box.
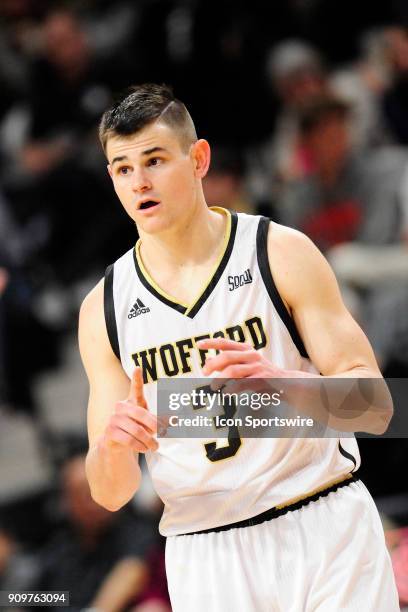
[104,208,360,536]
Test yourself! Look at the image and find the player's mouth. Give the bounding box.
[137,199,161,212]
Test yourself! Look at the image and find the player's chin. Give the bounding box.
[136,214,170,235]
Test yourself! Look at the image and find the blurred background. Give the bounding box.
[1,0,408,609]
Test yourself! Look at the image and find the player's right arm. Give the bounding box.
[79,279,158,512]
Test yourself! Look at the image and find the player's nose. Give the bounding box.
[131,169,152,193]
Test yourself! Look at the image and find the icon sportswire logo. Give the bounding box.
[228,268,253,292]
[128,298,150,319]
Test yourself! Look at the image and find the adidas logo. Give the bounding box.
[228,268,253,292]
[128,298,150,319]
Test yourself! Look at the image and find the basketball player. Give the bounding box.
[79,84,399,611]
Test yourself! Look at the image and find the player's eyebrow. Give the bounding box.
[111,155,128,166]
[141,146,168,157]
[111,147,168,166]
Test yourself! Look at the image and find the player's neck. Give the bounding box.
[138,201,227,272]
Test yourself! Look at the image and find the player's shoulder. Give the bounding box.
[78,276,119,368]
[80,277,104,322]
[265,222,334,308]
[78,278,108,352]
[267,220,311,245]
[266,221,320,263]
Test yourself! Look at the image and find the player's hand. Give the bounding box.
[199,337,283,379]
[102,367,158,453]
[198,337,311,393]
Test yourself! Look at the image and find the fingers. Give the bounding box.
[197,337,252,353]
[105,424,157,453]
[210,364,258,390]
[202,349,261,376]
[157,415,170,437]
[198,337,254,376]
[105,369,159,454]
[115,401,157,434]
[106,412,158,452]
[128,367,147,409]
[110,414,158,451]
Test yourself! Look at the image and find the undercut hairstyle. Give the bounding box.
[99,83,198,155]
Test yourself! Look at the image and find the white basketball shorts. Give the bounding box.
[165,479,399,611]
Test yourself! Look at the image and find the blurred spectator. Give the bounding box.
[0,270,8,296]
[330,28,393,149]
[278,95,406,248]
[246,39,329,211]
[0,0,49,20]
[278,95,408,369]
[0,528,15,586]
[0,186,51,410]
[82,1,140,61]
[130,542,171,612]
[265,39,328,185]
[0,214,10,402]
[392,528,408,607]
[0,190,27,268]
[129,459,171,612]
[14,9,110,179]
[0,8,137,288]
[0,525,38,594]
[203,147,256,214]
[382,26,408,145]
[28,453,156,612]
[251,32,395,210]
[0,7,143,413]
[0,0,51,118]
[0,185,61,411]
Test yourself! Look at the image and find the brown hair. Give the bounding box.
[99,83,197,154]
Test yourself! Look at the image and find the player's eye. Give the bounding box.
[147,157,162,167]
[118,166,131,175]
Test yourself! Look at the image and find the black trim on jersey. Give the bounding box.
[179,474,359,536]
[256,217,308,358]
[338,440,357,471]
[104,264,121,360]
[187,211,238,318]
[132,211,238,318]
[133,248,187,315]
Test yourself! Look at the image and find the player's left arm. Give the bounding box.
[269,223,380,378]
[200,224,393,434]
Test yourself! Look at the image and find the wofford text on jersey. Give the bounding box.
[131,315,267,383]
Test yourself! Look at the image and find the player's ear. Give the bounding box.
[191,139,211,179]
[107,164,113,179]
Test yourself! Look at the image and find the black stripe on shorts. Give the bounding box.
[178,474,359,536]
